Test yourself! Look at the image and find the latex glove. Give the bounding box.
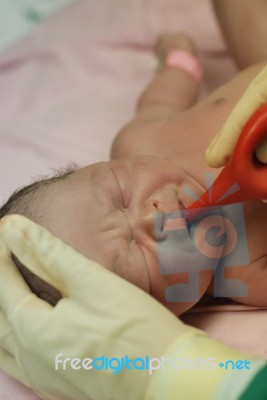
[205,64,267,167]
[0,214,196,400]
[0,215,262,400]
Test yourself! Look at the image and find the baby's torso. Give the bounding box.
[130,61,267,307]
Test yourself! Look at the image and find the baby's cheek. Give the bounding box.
[116,244,151,294]
[159,269,214,316]
[149,221,216,315]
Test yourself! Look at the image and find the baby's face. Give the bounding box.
[35,155,213,314]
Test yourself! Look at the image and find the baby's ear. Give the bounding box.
[11,253,61,306]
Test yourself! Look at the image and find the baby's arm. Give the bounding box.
[137,33,199,117]
[212,0,267,69]
[111,33,201,159]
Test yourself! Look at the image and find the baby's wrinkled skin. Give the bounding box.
[28,145,267,314]
[12,31,267,314]
[31,156,214,314]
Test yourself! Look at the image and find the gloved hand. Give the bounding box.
[205,64,267,167]
[0,215,262,400]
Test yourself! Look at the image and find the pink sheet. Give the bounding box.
[0,0,232,204]
[0,0,265,398]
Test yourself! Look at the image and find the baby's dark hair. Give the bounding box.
[0,164,78,220]
[0,163,78,306]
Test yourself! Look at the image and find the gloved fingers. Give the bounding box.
[0,244,33,318]
[0,348,30,387]
[0,214,106,299]
[0,308,15,355]
[0,254,53,350]
[0,214,152,310]
[0,233,10,258]
[205,64,267,167]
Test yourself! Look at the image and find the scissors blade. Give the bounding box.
[188,103,267,212]
[187,163,242,210]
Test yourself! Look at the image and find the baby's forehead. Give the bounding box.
[46,162,120,207]
[33,169,116,228]
[70,161,113,182]
[69,161,145,200]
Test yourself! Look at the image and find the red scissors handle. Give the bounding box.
[188,103,267,210]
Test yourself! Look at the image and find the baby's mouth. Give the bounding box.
[153,212,167,241]
[153,205,189,242]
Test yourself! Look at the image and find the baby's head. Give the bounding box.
[0,155,213,315]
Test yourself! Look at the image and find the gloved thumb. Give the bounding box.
[0,215,104,300]
[206,64,267,167]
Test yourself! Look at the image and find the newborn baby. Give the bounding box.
[1,32,267,315]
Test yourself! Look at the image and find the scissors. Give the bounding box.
[187,103,267,211]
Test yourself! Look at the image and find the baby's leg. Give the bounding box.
[136,33,202,119]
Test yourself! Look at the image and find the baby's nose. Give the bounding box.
[143,194,182,240]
